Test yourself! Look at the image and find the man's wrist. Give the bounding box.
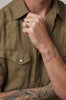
[40,44,57,62]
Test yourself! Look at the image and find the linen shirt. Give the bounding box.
[0,0,66,99]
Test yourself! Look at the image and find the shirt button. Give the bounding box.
[20,59,23,63]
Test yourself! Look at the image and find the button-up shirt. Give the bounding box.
[0,0,66,99]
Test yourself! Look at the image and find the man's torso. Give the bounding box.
[0,0,66,99]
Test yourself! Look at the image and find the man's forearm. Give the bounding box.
[40,42,66,100]
[0,83,56,100]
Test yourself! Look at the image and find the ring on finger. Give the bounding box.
[26,22,29,27]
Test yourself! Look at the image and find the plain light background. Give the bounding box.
[0,0,66,9]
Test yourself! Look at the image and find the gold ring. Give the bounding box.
[26,22,29,27]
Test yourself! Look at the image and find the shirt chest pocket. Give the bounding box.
[4,50,31,90]
[6,49,31,68]
[6,50,31,80]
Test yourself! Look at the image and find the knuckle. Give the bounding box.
[36,18,40,23]
[22,22,24,25]
[24,18,26,22]
[39,16,42,21]
[36,17,42,23]
[28,13,31,16]
[33,22,36,27]
[27,13,30,17]
[30,27,34,33]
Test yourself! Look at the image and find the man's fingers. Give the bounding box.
[24,18,36,22]
[24,18,40,24]
[22,22,37,28]
[26,12,41,19]
[22,28,30,35]
[23,27,34,34]
[22,22,29,28]
[22,28,29,36]
[22,22,32,28]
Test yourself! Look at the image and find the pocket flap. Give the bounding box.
[5,50,31,65]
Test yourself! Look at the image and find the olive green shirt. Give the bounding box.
[0,0,66,99]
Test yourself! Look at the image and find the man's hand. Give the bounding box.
[22,13,66,100]
[22,13,51,52]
